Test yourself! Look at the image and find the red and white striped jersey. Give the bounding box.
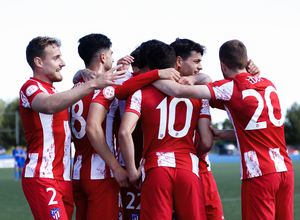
[207,73,293,179]
[71,81,119,180]
[71,69,159,179]
[71,70,133,180]
[19,78,71,181]
[125,85,211,178]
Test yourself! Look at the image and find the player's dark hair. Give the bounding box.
[78,33,112,67]
[130,46,140,68]
[170,38,205,60]
[138,39,164,69]
[26,36,61,70]
[219,40,248,70]
[146,42,176,70]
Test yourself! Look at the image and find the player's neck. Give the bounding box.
[33,71,53,85]
[88,62,105,73]
[227,68,247,78]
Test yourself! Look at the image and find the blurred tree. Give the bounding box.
[284,102,300,147]
[0,99,5,128]
[221,118,233,130]
[0,98,26,149]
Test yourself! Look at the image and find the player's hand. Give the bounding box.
[128,169,141,186]
[178,76,195,85]
[129,159,144,189]
[210,125,222,140]
[158,68,181,82]
[94,64,126,88]
[113,166,129,188]
[247,59,260,77]
[117,55,134,71]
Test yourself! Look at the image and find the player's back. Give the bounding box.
[70,81,95,154]
[210,72,293,179]
[126,85,202,174]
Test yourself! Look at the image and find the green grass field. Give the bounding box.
[0,161,299,220]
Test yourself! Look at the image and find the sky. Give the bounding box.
[1,0,299,124]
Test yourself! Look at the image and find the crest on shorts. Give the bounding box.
[50,208,61,219]
[131,213,139,220]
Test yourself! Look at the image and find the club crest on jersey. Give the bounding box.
[103,86,115,100]
[26,85,38,96]
[131,213,139,220]
[50,208,61,219]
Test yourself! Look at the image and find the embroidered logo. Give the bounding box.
[26,85,38,96]
[50,208,61,219]
[131,213,140,220]
[103,86,115,100]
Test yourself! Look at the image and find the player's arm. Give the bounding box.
[86,102,129,188]
[178,73,212,85]
[194,73,213,85]
[118,111,142,185]
[31,65,126,114]
[115,68,181,100]
[73,69,97,84]
[152,79,212,99]
[210,126,236,140]
[196,117,214,156]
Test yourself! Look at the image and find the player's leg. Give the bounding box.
[72,179,88,220]
[140,167,174,220]
[275,171,294,220]
[58,180,74,220]
[84,178,120,220]
[242,174,278,220]
[200,171,225,220]
[14,161,19,180]
[173,169,206,220]
[22,178,70,220]
[18,161,22,180]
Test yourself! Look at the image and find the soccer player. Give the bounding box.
[117,40,181,220]
[152,39,294,220]
[19,36,126,220]
[12,144,23,180]
[20,146,27,175]
[119,42,213,220]
[170,38,225,220]
[70,33,131,220]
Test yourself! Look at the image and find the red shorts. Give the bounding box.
[72,178,120,220]
[200,171,224,220]
[120,185,141,220]
[141,167,206,220]
[22,177,74,220]
[242,171,294,220]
